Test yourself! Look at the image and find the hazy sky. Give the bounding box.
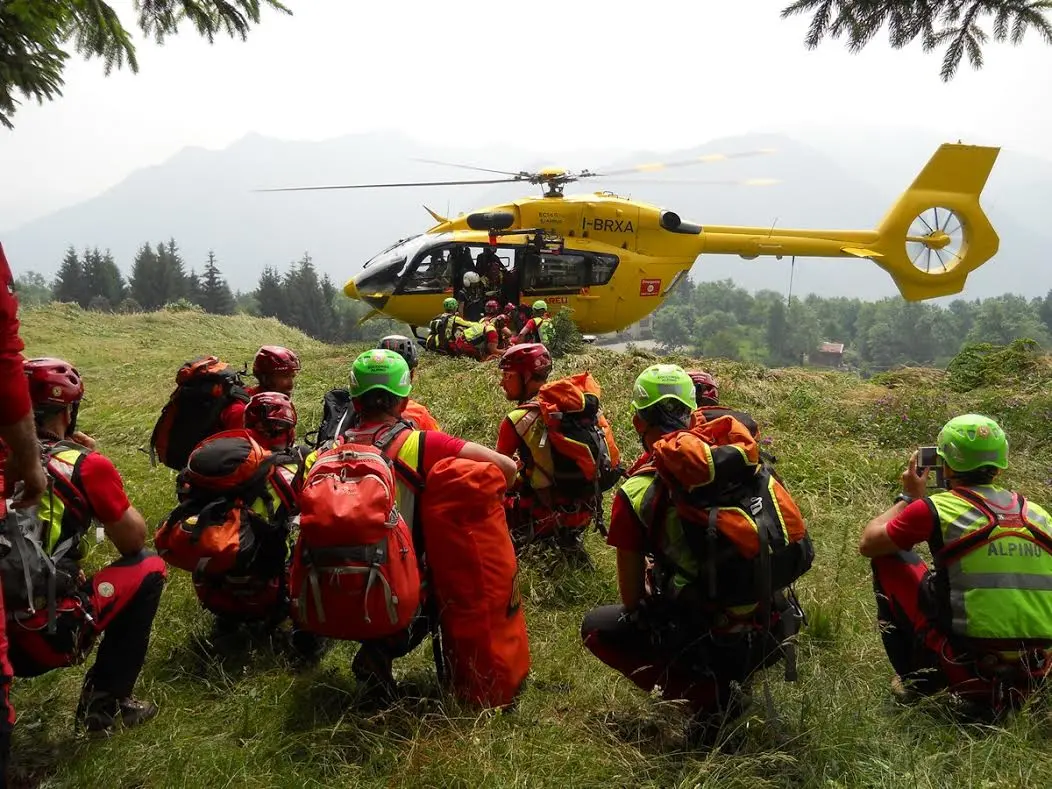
[2,0,1050,229]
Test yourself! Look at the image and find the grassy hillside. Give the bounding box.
[11,304,1052,788]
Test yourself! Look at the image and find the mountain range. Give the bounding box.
[3,129,1050,302]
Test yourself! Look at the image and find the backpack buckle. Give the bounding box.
[748,497,763,516]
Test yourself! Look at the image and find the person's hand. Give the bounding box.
[6,447,47,509]
[900,451,928,500]
[71,430,96,450]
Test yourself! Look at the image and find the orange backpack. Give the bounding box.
[150,356,250,470]
[516,372,623,505]
[289,441,421,641]
[155,430,296,578]
[641,414,813,607]
[420,456,530,708]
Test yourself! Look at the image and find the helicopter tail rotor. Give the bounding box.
[866,143,1000,300]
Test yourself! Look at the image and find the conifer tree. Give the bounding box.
[255,266,286,321]
[782,1,1052,80]
[82,247,126,306]
[1,1,291,130]
[53,246,87,306]
[156,238,188,305]
[200,251,236,315]
[130,243,163,310]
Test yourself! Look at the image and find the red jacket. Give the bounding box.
[0,243,30,426]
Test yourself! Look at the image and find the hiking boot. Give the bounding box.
[351,647,398,705]
[556,531,595,571]
[289,629,331,669]
[75,692,158,735]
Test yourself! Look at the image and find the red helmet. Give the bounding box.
[499,343,552,379]
[253,346,300,377]
[688,370,719,406]
[484,299,500,316]
[24,357,84,408]
[244,392,297,447]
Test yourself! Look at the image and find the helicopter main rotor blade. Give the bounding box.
[255,177,522,192]
[587,148,777,178]
[590,177,781,186]
[411,157,526,177]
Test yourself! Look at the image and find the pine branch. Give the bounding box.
[780,0,1052,80]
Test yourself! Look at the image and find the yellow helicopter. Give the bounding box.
[260,143,1000,336]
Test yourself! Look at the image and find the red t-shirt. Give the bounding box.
[496,416,520,457]
[606,488,646,552]
[220,385,260,430]
[356,420,465,477]
[0,242,31,425]
[885,499,939,550]
[76,452,132,525]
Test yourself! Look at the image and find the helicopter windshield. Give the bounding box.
[354,234,436,298]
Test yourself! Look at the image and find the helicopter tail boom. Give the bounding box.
[696,143,999,301]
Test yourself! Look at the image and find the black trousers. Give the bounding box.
[581,600,796,717]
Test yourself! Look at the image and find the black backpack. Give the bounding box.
[150,356,250,470]
[307,387,356,449]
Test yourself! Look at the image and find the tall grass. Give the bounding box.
[9,304,1052,788]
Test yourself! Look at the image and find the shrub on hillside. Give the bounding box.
[946,339,1041,392]
[163,298,205,313]
[548,308,584,358]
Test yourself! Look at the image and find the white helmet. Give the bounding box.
[463,271,481,286]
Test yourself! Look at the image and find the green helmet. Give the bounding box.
[936,414,1008,472]
[349,349,412,398]
[443,297,458,312]
[631,364,697,411]
[532,300,547,314]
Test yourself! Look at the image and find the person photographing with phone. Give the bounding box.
[859,414,1052,716]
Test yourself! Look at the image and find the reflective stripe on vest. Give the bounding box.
[508,405,553,489]
[461,322,487,346]
[931,486,1052,641]
[624,472,757,616]
[40,445,93,555]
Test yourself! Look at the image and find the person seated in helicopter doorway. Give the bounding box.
[457,271,488,321]
[476,247,505,289]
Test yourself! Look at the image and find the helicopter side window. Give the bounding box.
[521,250,620,293]
[589,254,619,286]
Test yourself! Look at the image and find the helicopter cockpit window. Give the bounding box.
[356,234,431,296]
[401,249,452,293]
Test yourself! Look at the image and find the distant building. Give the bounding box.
[596,316,654,344]
[621,316,654,341]
[811,341,845,369]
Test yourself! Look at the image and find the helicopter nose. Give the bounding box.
[343,278,360,301]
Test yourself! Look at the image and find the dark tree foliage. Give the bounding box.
[0,1,291,129]
[781,1,1052,80]
[52,246,87,306]
[200,250,236,315]
[81,247,126,306]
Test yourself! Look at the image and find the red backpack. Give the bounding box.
[151,356,250,470]
[154,430,297,578]
[289,442,421,641]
